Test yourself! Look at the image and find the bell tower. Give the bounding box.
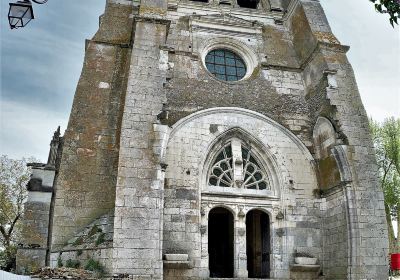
[17,0,389,279]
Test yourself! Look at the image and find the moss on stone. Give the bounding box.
[72,236,84,246]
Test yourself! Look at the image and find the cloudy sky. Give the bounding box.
[0,0,399,162]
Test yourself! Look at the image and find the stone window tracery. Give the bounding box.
[241,147,268,190]
[209,144,234,187]
[208,139,269,190]
[205,49,247,81]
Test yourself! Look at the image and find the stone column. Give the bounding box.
[200,205,210,278]
[236,206,248,277]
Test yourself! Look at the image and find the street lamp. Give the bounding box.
[8,0,48,29]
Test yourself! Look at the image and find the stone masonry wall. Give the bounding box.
[299,0,389,278]
[323,49,388,279]
[322,188,349,279]
[161,2,324,149]
[51,1,133,249]
[165,54,311,137]
[17,165,55,274]
[16,201,50,274]
[112,18,169,277]
[50,212,114,273]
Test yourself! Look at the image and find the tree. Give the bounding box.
[370,118,400,253]
[0,155,33,270]
[370,0,400,27]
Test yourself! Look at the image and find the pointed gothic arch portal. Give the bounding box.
[246,209,270,278]
[208,207,234,278]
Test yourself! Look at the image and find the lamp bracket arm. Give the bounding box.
[31,0,48,4]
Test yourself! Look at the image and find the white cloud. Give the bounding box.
[321,0,400,122]
[0,100,68,162]
[1,0,105,162]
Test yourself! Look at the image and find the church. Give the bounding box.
[16,0,389,279]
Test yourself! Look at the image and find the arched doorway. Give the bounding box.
[208,207,234,278]
[246,209,270,278]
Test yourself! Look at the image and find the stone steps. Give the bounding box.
[211,278,287,280]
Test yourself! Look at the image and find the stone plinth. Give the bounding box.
[290,264,321,280]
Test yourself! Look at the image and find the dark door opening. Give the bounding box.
[208,207,234,278]
[237,0,259,9]
[246,210,270,278]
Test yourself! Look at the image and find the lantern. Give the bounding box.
[8,0,34,29]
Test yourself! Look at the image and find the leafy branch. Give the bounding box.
[370,0,400,27]
[370,118,400,253]
[0,155,38,271]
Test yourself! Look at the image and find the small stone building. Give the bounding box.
[16,0,389,279]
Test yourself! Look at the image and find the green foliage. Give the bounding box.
[0,155,35,249]
[370,0,400,27]
[0,155,36,271]
[57,255,63,268]
[77,249,83,256]
[72,236,84,246]
[0,245,17,271]
[66,259,81,268]
[370,117,400,252]
[85,258,105,277]
[95,233,106,246]
[88,225,102,237]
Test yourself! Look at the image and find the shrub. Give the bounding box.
[88,225,102,237]
[72,236,84,246]
[57,255,63,268]
[0,246,17,271]
[95,233,106,246]
[66,259,81,268]
[85,258,105,277]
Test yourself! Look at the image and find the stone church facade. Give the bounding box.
[16,0,389,279]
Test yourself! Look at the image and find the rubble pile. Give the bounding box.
[32,267,95,279]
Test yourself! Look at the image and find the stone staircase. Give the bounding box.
[211,278,288,280]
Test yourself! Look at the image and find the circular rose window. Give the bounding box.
[205,49,247,81]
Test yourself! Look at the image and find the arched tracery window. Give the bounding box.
[208,144,234,188]
[208,139,270,190]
